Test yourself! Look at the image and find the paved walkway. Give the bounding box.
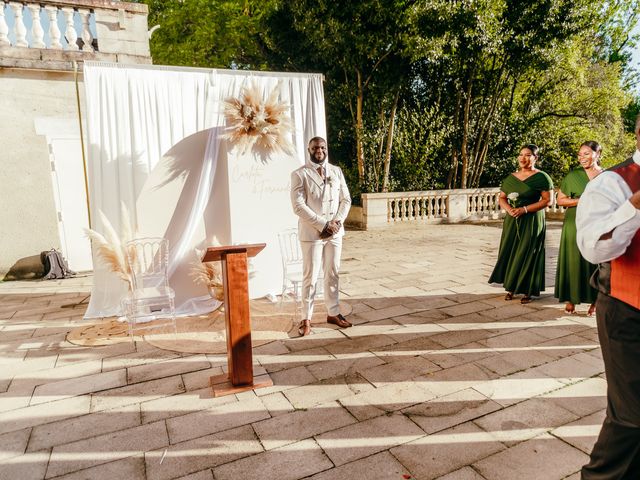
[0,223,604,480]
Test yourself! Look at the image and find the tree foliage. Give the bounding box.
[138,0,640,195]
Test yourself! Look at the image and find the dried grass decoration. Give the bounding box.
[84,205,136,289]
[190,248,224,301]
[223,82,294,156]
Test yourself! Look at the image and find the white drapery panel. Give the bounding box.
[83,62,326,318]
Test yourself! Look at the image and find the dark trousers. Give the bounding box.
[582,293,640,479]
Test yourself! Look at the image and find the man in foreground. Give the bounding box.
[576,117,640,479]
[290,137,352,336]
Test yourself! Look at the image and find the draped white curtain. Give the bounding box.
[83,62,326,319]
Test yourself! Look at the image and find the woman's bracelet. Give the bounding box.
[523,206,528,214]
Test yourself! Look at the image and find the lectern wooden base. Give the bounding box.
[202,243,268,397]
[209,372,274,397]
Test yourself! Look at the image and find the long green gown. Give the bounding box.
[554,169,598,304]
[489,171,553,296]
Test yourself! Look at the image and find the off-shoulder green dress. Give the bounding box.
[489,171,553,296]
[554,169,598,304]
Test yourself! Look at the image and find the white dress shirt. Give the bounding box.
[576,151,640,264]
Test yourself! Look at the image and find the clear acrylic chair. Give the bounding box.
[121,237,177,338]
[277,228,304,318]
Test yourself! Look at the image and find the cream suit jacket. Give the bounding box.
[291,163,352,241]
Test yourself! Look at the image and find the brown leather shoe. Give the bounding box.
[298,319,311,337]
[327,313,352,328]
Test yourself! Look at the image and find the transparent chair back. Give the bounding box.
[122,237,176,337]
[277,228,304,316]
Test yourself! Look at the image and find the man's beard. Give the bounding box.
[309,153,325,164]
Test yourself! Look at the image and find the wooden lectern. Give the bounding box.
[202,243,273,397]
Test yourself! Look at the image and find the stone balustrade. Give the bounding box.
[350,187,567,229]
[0,0,151,70]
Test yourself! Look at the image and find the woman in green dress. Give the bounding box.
[489,144,554,304]
[554,141,603,315]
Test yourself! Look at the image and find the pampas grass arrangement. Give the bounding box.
[190,248,224,301]
[84,204,136,289]
[223,82,294,155]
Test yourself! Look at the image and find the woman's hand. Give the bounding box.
[512,207,526,218]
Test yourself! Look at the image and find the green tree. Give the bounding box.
[140,0,276,69]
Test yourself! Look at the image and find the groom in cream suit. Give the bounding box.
[291,137,352,336]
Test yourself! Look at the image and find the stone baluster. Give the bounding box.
[61,7,78,50]
[419,198,425,219]
[27,4,45,48]
[389,200,395,221]
[0,3,10,46]
[9,2,27,47]
[45,5,62,49]
[78,8,93,52]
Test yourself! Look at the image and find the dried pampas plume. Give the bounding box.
[190,246,224,301]
[223,82,294,156]
[84,204,137,288]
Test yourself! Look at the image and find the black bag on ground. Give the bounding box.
[40,249,76,279]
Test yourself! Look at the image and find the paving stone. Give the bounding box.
[323,333,397,355]
[474,348,554,376]
[339,380,437,419]
[213,438,332,480]
[145,425,263,480]
[173,470,214,480]
[50,455,145,480]
[359,355,441,386]
[0,389,31,413]
[429,328,502,349]
[180,366,225,391]
[31,368,127,405]
[254,400,356,449]
[127,354,211,384]
[7,359,103,395]
[262,346,332,374]
[166,395,270,444]
[418,362,499,399]
[533,355,604,383]
[540,377,607,417]
[0,450,49,480]
[435,466,487,479]
[46,420,169,478]
[0,427,31,461]
[403,388,502,435]
[28,403,140,452]
[308,451,409,480]
[140,386,235,424]
[550,410,605,454]
[473,397,579,445]
[90,375,185,412]
[101,347,182,372]
[284,376,369,410]
[473,370,567,407]
[306,352,384,380]
[254,365,317,396]
[0,395,91,435]
[282,328,347,353]
[258,391,295,417]
[316,412,425,466]
[472,434,589,480]
[391,422,505,480]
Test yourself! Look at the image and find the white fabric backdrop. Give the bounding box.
[83,62,326,318]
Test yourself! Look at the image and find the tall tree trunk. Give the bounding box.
[460,78,473,188]
[355,69,365,186]
[382,89,400,193]
[447,90,462,188]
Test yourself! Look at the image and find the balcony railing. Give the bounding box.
[0,0,150,69]
[358,187,567,229]
[1,1,96,51]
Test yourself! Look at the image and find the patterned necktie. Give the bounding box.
[317,166,324,180]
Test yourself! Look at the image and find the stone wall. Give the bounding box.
[0,0,151,277]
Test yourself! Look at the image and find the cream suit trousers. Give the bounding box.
[301,237,342,320]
